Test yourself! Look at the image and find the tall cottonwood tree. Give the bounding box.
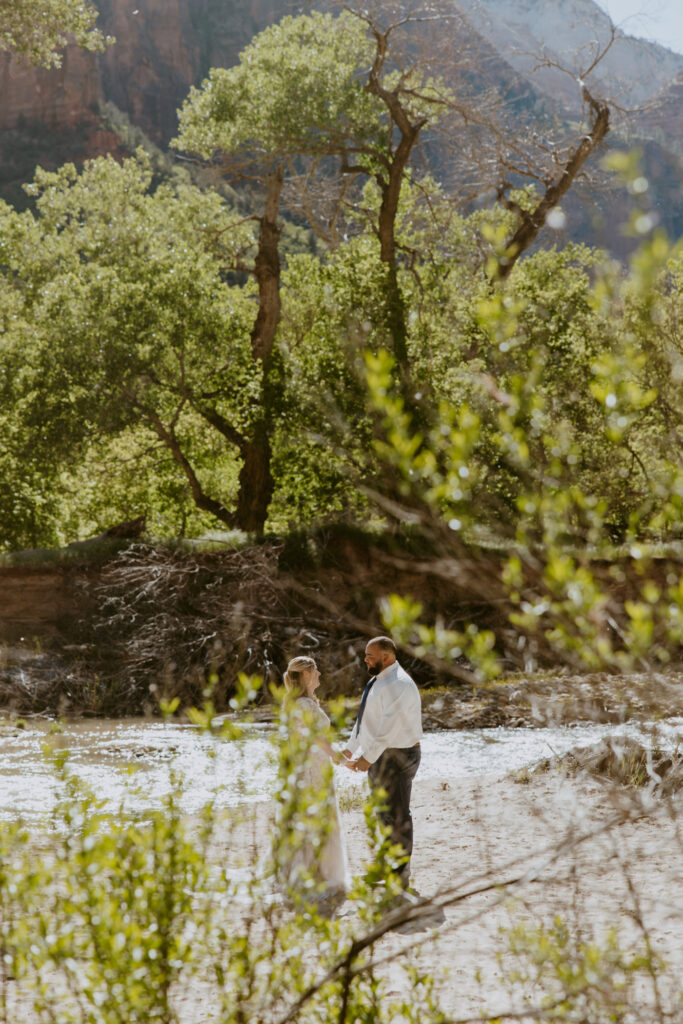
[174,11,379,531]
[175,5,479,522]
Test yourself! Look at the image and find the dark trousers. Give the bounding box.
[368,744,421,886]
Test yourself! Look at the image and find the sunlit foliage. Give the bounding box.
[0,0,107,67]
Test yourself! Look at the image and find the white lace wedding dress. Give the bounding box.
[282,696,349,895]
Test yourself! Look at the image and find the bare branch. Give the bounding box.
[496,83,610,280]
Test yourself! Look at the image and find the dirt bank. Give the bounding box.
[1,532,682,719]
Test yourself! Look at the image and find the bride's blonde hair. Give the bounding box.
[284,656,317,696]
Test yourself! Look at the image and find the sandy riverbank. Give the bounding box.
[351,770,683,1019]
[5,754,681,1022]
[200,767,682,1022]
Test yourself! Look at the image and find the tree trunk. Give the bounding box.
[147,410,235,526]
[235,165,283,533]
[376,142,425,428]
[235,428,274,533]
[377,163,411,369]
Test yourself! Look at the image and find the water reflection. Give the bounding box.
[0,716,680,820]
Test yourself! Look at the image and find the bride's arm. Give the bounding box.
[302,699,351,764]
[313,735,350,764]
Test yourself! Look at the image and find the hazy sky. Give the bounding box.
[595,1,683,54]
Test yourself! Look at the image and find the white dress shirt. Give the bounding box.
[346,661,422,765]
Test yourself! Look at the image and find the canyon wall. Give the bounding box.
[0,0,289,141]
[0,0,288,205]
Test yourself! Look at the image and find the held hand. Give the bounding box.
[348,755,371,773]
[338,748,354,768]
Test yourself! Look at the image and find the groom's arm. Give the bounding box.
[356,679,418,764]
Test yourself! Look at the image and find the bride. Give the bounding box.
[278,655,350,904]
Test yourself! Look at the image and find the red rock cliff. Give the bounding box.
[0,0,288,184]
[0,43,100,133]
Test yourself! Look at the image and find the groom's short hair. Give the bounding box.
[367,636,396,654]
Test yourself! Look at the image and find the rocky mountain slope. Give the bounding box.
[452,0,683,249]
[635,70,683,154]
[456,0,683,110]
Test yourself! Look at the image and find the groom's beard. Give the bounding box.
[366,658,383,675]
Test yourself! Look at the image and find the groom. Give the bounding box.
[343,636,422,888]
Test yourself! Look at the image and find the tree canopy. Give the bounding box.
[0,154,258,544]
[0,0,107,67]
[175,11,378,164]
[1,4,680,565]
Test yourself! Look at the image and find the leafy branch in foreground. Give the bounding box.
[364,228,683,678]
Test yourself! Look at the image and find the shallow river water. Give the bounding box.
[1,716,681,821]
